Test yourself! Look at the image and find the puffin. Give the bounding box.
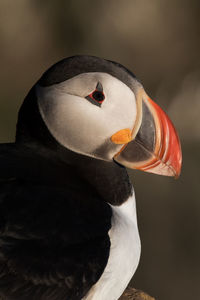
[0,55,182,300]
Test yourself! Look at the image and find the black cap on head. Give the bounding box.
[38,55,137,89]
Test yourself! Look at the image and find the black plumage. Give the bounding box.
[38,55,137,87]
[0,144,112,300]
[0,144,132,300]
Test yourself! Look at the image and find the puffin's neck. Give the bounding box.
[76,159,133,206]
[56,146,133,206]
[18,141,133,206]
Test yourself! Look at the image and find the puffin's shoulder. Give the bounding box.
[0,142,112,300]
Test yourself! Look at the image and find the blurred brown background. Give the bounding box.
[0,0,199,299]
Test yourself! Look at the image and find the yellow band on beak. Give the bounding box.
[111,128,132,144]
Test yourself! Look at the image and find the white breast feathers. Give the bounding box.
[83,189,141,300]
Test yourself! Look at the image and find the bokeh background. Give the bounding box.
[0,1,199,299]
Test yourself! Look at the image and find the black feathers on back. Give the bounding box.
[0,144,112,300]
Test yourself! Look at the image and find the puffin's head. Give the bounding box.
[16,55,182,177]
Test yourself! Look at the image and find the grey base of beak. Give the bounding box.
[114,101,156,167]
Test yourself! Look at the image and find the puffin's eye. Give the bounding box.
[85,82,105,106]
[90,90,105,103]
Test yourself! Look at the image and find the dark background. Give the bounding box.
[0,1,199,299]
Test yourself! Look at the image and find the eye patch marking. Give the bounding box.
[96,82,103,92]
[85,82,105,107]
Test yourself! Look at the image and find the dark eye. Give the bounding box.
[90,90,105,103]
[85,82,105,107]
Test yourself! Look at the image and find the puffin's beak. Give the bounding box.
[112,90,182,177]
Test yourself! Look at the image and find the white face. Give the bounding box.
[36,72,137,160]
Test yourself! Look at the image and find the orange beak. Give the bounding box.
[113,91,182,178]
